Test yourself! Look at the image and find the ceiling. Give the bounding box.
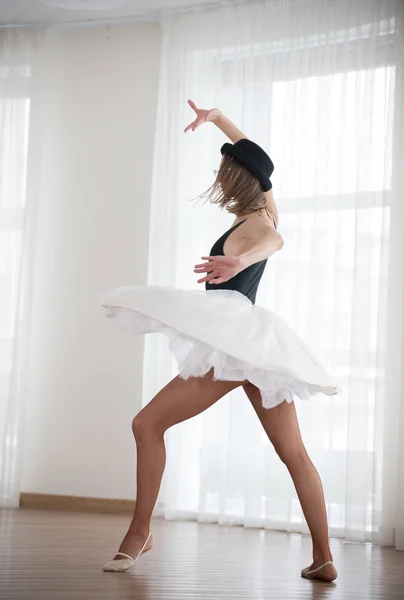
[0,0,236,27]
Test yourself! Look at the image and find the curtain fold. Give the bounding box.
[0,29,40,507]
[145,0,404,548]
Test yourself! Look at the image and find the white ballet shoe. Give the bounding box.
[103,532,151,572]
[301,560,336,580]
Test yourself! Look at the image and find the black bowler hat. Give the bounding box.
[220,138,274,191]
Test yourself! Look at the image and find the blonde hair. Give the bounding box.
[197,154,267,216]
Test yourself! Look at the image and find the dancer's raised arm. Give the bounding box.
[185,100,279,226]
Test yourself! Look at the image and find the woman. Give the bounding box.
[101,101,338,582]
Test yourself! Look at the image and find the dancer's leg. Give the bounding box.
[110,370,244,561]
[243,382,337,582]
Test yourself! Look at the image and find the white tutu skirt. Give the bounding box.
[100,285,339,410]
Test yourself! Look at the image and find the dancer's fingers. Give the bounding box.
[197,272,220,284]
[187,99,198,112]
[184,122,194,133]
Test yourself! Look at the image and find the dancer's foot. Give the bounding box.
[113,531,153,562]
[103,531,153,572]
[301,558,337,582]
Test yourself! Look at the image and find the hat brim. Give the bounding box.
[221,143,272,191]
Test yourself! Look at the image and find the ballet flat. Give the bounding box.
[103,532,151,572]
[301,560,335,580]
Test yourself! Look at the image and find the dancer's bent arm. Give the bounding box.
[194,223,283,285]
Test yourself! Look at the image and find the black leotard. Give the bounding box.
[205,219,268,304]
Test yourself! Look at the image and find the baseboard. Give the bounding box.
[19,492,136,514]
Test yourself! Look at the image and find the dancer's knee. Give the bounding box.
[132,411,161,442]
[273,439,308,466]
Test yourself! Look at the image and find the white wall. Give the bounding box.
[21,22,161,499]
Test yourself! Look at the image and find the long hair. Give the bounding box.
[197,154,267,215]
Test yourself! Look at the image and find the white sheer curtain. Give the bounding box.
[144,0,404,548]
[0,30,40,507]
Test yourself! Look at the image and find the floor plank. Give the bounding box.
[0,508,403,599]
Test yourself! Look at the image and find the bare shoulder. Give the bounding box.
[224,212,282,256]
[241,212,277,236]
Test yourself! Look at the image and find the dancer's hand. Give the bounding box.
[184,100,221,133]
[194,255,244,284]
[184,100,247,143]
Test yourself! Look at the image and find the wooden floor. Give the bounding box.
[1,508,403,600]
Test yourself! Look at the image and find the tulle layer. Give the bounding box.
[101,286,339,410]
